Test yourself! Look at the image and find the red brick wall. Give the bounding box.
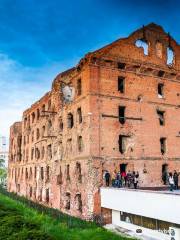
[8,23,180,219]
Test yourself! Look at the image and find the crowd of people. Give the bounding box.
[104,169,179,191]
[167,170,179,191]
[103,170,139,189]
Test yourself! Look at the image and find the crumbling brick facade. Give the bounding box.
[8,23,180,219]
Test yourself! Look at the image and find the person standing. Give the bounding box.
[132,171,137,189]
[133,176,138,189]
[116,171,122,188]
[121,171,127,187]
[136,171,139,178]
[173,170,179,190]
[104,171,110,187]
[162,170,167,185]
[112,170,117,187]
[126,170,132,188]
[169,172,174,192]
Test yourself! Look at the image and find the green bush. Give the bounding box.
[0,190,135,240]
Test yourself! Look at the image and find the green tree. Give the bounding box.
[0,158,5,167]
[0,158,7,188]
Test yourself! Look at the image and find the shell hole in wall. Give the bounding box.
[135,39,149,55]
[167,47,174,65]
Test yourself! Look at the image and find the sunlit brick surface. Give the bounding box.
[8,23,180,219]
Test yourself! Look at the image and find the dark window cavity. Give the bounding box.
[66,164,70,180]
[118,62,126,69]
[46,188,50,203]
[158,83,164,98]
[65,192,71,210]
[77,107,82,123]
[41,167,44,180]
[157,110,165,126]
[160,138,166,155]
[78,136,83,152]
[67,113,74,128]
[77,78,82,96]
[158,70,165,78]
[119,106,126,124]
[118,76,125,93]
[75,193,82,212]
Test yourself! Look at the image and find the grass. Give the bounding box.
[0,191,135,240]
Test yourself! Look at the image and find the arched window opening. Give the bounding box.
[48,100,51,110]
[76,162,82,183]
[66,164,70,180]
[46,188,50,203]
[42,104,45,113]
[57,166,63,185]
[23,150,25,161]
[135,39,149,55]
[39,188,42,202]
[24,117,27,128]
[29,186,32,198]
[167,47,175,65]
[77,108,82,124]
[42,126,45,137]
[67,113,74,128]
[34,166,37,179]
[75,193,82,213]
[37,109,40,120]
[47,144,52,159]
[41,146,45,159]
[77,78,82,96]
[27,116,30,128]
[31,148,34,160]
[78,136,83,152]
[40,167,44,180]
[35,148,40,160]
[36,128,40,140]
[31,131,34,142]
[31,112,35,123]
[21,168,24,179]
[46,166,50,182]
[25,168,28,179]
[15,168,17,182]
[59,118,63,131]
[67,139,72,157]
[65,192,71,210]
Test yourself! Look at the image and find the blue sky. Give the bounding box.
[0,0,180,140]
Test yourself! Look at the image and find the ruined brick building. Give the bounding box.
[8,23,180,219]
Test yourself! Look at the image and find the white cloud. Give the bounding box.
[0,53,64,142]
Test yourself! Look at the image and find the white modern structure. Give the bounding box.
[101,187,180,240]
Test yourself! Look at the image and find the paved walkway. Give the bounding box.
[106,186,180,195]
[160,189,180,195]
[104,224,165,240]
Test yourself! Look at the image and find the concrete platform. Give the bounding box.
[107,186,180,195]
[104,224,159,240]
